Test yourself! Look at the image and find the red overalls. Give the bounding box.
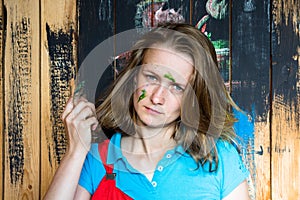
[91,139,133,200]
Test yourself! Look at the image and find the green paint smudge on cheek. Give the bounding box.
[138,89,146,102]
[164,73,176,82]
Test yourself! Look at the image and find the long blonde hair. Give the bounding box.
[96,23,239,171]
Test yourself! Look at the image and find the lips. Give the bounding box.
[144,106,163,114]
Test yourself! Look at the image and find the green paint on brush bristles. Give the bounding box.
[74,81,86,95]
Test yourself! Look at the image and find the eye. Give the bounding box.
[171,84,184,93]
[145,74,158,82]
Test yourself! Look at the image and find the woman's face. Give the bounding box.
[133,47,194,128]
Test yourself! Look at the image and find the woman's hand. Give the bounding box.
[44,96,98,200]
[61,96,99,155]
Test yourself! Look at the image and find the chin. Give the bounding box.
[137,117,176,129]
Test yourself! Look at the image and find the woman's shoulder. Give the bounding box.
[87,132,121,160]
[214,139,250,198]
[215,138,249,175]
[216,139,239,155]
[215,139,249,172]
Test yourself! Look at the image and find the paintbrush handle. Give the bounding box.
[72,80,105,143]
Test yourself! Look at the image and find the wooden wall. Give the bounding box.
[0,0,299,199]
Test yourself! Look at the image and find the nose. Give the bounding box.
[151,85,166,105]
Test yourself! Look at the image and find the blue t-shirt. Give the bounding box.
[79,133,249,199]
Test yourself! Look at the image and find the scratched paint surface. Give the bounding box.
[272,0,300,198]
[231,1,271,199]
[273,0,300,37]
[231,0,270,118]
[46,24,75,164]
[78,0,114,66]
[7,17,32,184]
[272,96,300,198]
[273,0,300,106]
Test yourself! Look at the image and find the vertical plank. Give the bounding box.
[78,0,115,66]
[3,0,40,199]
[0,1,4,199]
[272,0,300,199]
[40,0,77,197]
[231,0,271,199]
[77,0,115,105]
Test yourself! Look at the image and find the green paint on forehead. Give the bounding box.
[138,89,146,102]
[164,73,176,83]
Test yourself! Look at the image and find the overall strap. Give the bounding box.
[98,139,115,178]
[92,138,133,200]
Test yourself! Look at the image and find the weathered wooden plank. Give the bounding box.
[231,1,271,199]
[272,97,300,199]
[40,0,77,197]
[252,121,271,200]
[78,0,115,66]
[78,0,115,101]
[3,0,40,199]
[0,2,5,199]
[77,0,115,141]
[272,0,300,199]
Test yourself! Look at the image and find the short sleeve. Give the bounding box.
[78,144,105,195]
[217,141,250,198]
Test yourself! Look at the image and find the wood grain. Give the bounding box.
[254,121,271,200]
[0,2,4,199]
[231,1,271,199]
[272,97,300,199]
[40,0,77,197]
[272,0,300,199]
[3,0,40,199]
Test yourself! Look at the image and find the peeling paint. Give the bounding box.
[273,0,300,37]
[46,23,76,164]
[98,0,113,21]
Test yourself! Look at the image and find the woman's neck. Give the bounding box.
[122,124,177,155]
[120,124,177,182]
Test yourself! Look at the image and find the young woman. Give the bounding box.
[44,23,250,199]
